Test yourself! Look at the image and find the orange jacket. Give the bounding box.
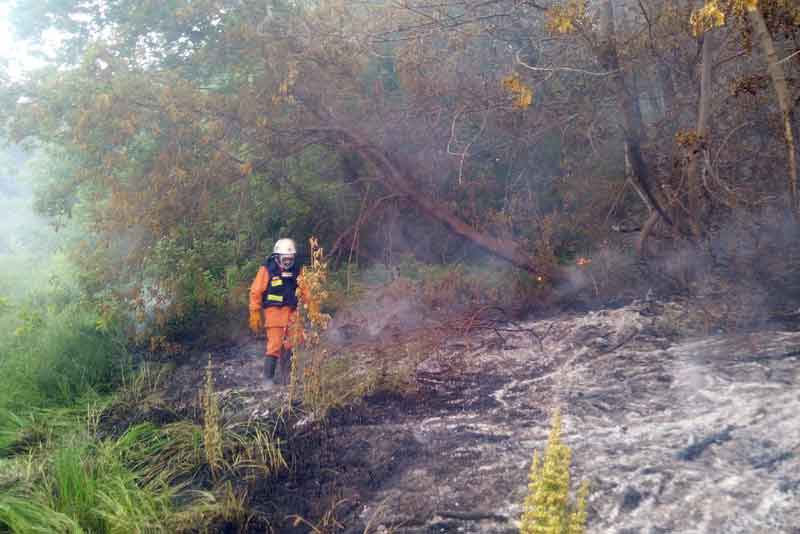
[249,262,309,315]
[249,265,272,314]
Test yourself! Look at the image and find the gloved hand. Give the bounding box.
[249,310,263,335]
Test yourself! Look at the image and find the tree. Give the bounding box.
[2,0,568,277]
[744,2,798,215]
[2,0,798,319]
[686,1,722,237]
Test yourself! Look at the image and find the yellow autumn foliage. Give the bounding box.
[691,0,726,36]
[296,237,331,337]
[737,0,800,23]
[502,73,533,110]
[692,1,799,35]
[288,237,332,410]
[545,1,586,35]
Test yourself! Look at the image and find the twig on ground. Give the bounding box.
[436,510,509,522]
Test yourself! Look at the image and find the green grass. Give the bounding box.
[0,496,83,534]
[0,290,179,533]
[0,303,128,418]
[0,398,288,533]
[0,429,180,534]
[0,416,288,533]
[0,242,377,532]
[0,187,242,533]
[0,412,222,534]
[45,445,102,530]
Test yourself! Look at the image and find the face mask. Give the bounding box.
[279,254,295,269]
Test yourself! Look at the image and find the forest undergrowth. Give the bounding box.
[0,248,297,532]
[4,199,800,530]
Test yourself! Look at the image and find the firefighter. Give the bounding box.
[249,238,303,384]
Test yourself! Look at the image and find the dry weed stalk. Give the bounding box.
[200,356,224,477]
[287,237,332,416]
[226,422,288,480]
[289,498,348,533]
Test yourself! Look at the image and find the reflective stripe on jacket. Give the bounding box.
[249,256,300,312]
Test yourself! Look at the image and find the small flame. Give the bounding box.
[576,257,592,267]
[536,275,545,283]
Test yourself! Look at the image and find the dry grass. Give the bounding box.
[200,357,224,478]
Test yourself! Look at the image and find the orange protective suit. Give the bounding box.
[249,263,305,359]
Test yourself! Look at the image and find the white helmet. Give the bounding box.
[273,238,297,269]
[273,238,297,255]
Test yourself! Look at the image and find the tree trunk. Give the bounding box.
[596,0,673,228]
[686,30,713,236]
[360,143,547,275]
[295,97,551,276]
[656,62,678,121]
[636,210,659,258]
[747,6,798,215]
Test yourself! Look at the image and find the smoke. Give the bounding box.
[0,145,66,300]
[325,276,430,347]
[549,206,800,332]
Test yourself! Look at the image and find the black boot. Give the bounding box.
[263,357,277,382]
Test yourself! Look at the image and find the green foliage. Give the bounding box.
[0,496,83,534]
[0,142,280,533]
[60,144,361,342]
[4,0,800,325]
[0,303,128,416]
[520,409,589,534]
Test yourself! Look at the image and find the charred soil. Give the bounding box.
[112,299,800,533]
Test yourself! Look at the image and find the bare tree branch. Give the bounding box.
[514,50,617,77]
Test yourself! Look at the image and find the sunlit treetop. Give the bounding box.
[691,1,726,36]
[690,0,800,36]
[10,0,234,69]
[545,0,586,35]
[502,73,533,110]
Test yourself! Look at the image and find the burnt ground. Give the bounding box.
[141,300,799,533]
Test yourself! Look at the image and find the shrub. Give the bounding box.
[520,408,589,534]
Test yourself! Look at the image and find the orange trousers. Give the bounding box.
[263,307,300,358]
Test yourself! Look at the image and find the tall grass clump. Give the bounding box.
[0,303,128,416]
[0,301,129,457]
[0,415,231,533]
[0,430,177,533]
[520,408,589,534]
[0,496,83,534]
